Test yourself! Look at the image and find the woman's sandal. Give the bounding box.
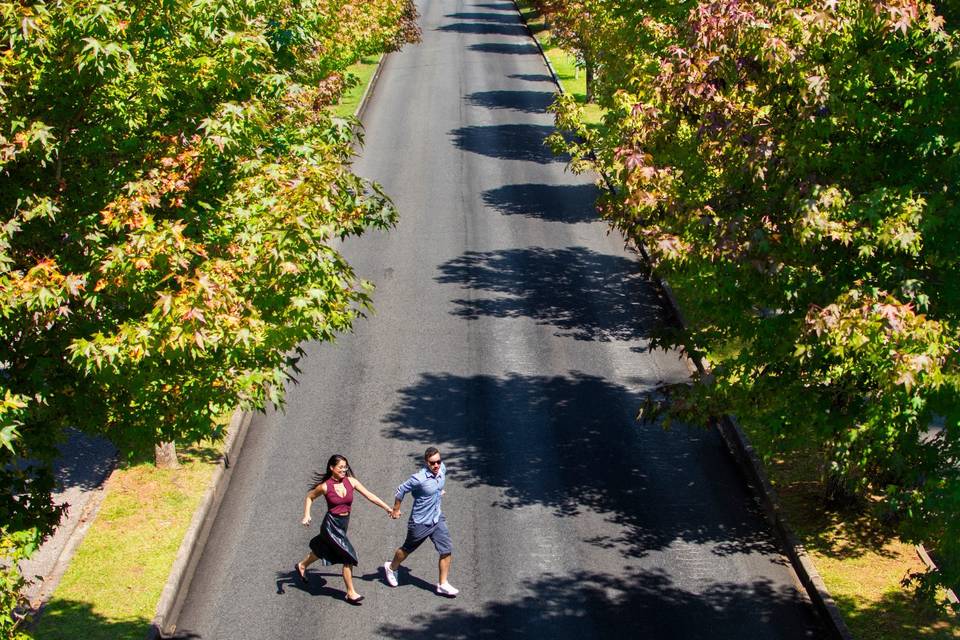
[294,563,306,583]
[345,594,364,605]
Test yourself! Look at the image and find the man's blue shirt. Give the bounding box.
[395,462,446,525]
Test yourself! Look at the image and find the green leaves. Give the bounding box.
[551,0,960,603]
[0,0,419,628]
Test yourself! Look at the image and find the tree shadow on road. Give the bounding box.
[474,2,516,10]
[468,42,539,55]
[481,183,599,224]
[382,371,785,562]
[435,246,663,342]
[466,90,556,113]
[446,12,521,23]
[508,73,554,83]
[376,569,825,639]
[437,22,529,37]
[53,428,116,492]
[449,124,560,164]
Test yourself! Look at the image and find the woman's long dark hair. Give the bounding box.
[312,454,352,487]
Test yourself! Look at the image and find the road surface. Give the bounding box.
[174,1,825,637]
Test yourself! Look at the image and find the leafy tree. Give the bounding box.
[529,0,693,104]
[552,0,960,599]
[0,0,418,632]
[537,0,606,102]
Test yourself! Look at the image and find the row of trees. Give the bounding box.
[539,0,960,599]
[0,0,418,634]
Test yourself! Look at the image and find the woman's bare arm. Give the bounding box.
[350,478,396,516]
[302,483,326,525]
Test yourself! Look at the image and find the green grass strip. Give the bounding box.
[332,55,383,118]
[33,444,222,640]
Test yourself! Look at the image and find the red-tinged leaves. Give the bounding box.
[549,0,960,599]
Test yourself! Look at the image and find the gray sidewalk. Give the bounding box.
[19,428,116,609]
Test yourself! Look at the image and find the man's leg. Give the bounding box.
[431,518,457,595]
[389,546,409,571]
[384,524,426,587]
[438,552,451,584]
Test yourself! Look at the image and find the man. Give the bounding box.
[382,447,459,596]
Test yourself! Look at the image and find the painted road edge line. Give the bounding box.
[511,2,853,638]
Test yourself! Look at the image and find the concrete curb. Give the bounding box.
[513,2,853,638]
[511,1,561,92]
[145,52,392,640]
[354,53,389,123]
[147,409,253,639]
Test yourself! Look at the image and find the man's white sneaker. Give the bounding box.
[382,562,399,587]
[436,581,459,597]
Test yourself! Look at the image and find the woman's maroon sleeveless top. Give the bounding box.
[324,477,354,515]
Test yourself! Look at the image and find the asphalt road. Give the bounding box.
[173,1,826,637]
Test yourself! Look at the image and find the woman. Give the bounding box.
[295,454,396,604]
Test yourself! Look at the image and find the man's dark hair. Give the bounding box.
[424,446,440,461]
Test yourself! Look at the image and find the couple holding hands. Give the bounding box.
[294,447,457,604]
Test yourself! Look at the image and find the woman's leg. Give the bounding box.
[299,551,319,570]
[343,564,360,599]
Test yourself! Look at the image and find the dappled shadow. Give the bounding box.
[449,124,560,164]
[120,441,221,469]
[53,428,116,492]
[508,73,554,83]
[436,246,664,341]
[798,505,901,561]
[832,589,957,640]
[383,371,785,561]
[445,12,521,23]
[437,22,528,37]
[482,183,599,224]
[466,90,556,113]
[766,452,901,561]
[468,42,539,55]
[377,569,824,639]
[31,599,162,640]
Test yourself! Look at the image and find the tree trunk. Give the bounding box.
[155,441,179,469]
[585,56,595,104]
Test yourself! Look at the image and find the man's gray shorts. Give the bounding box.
[401,514,453,555]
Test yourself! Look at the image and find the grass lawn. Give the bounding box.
[32,441,223,640]
[743,424,959,639]
[332,55,383,118]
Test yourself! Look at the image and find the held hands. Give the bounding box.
[388,507,402,519]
